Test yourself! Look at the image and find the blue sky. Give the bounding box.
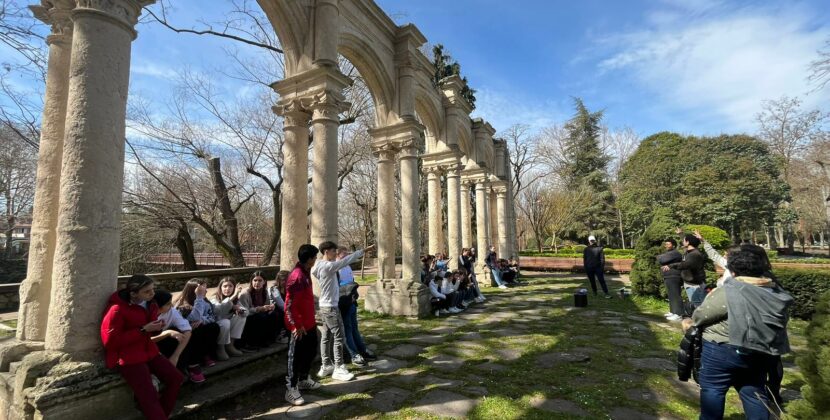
[5,0,830,139]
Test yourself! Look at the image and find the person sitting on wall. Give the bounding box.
[210,277,248,356]
[268,270,291,344]
[238,271,279,350]
[101,275,184,420]
[485,245,509,289]
[151,290,203,383]
[174,279,223,363]
[459,248,485,303]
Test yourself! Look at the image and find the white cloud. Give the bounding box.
[131,61,178,80]
[597,4,830,133]
[471,87,567,134]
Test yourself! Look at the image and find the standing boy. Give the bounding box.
[583,235,610,298]
[313,241,375,382]
[284,244,322,406]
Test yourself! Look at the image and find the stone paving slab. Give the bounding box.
[368,357,408,373]
[426,354,465,371]
[628,357,675,371]
[417,374,463,389]
[410,334,444,345]
[322,374,378,395]
[412,390,477,419]
[474,361,507,372]
[367,386,410,413]
[529,396,591,417]
[625,388,668,404]
[608,337,641,347]
[536,352,591,368]
[383,344,424,359]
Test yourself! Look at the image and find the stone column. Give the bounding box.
[400,144,421,283]
[445,165,461,269]
[273,100,311,270]
[496,187,509,258]
[489,187,499,252]
[17,2,73,343]
[460,181,472,250]
[313,0,340,67]
[375,146,397,280]
[426,167,444,254]
[46,0,149,357]
[475,180,491,284]
[309,93,345,247]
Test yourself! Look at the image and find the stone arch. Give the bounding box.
[415,93,444,153]
[255,0,308,76]
[338,32,396,127]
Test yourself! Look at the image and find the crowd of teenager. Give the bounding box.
[100,241,382,418]
[421,245,520,316]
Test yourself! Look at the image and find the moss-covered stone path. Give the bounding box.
[195,272,806,419]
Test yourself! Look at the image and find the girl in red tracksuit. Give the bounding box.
[283,244,322,406]
[101,275,184,420]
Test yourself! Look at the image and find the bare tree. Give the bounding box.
[502,123,543,203]
[809,38,830,91]
[516,177,553,253]
[0,126,36,258]
[544,185,591,252]
[756,96,826,182]
[603,126,640,248]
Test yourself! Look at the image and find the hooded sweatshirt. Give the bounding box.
[312,249,365,308]
[284,262,316,332]
[100,291,160,368]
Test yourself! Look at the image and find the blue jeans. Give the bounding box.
[342,303,367,357]
[490,268,506,286]
[685,284,705,308]
[699,340,772,420]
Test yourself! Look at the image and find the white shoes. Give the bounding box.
[298,377,321,390]
[666,314,683,322]
[439,309,450,315]
[434,309,440,317]
[663,312,673,317]
[498,284,508,289]
[285,386,305,406]
[448,307,462,314]
[331,365,354,381]
[477,296,486,302]
[317,364,334,378]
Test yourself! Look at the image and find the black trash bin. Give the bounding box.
[574,289,588,307]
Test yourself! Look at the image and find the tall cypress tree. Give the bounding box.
[560,98,615,237]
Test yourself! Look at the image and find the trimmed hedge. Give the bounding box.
[776,268,830,320]
[788,290,830,418]
[520,247,636,259]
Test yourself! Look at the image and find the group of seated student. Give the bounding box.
[498,258,521,284]
[422,252,486,316]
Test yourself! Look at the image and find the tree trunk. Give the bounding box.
[174,223,198,271]
[4,187,13,259]
[207,157,245,267]
[617,207,626,250]
[535,229,543,253]
[259,189,282,266]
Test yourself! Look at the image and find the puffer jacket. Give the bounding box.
[677,325,702,383]
[100,290,160,369]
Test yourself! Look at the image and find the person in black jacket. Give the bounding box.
[583,235,610,298]
[662,234,706,310]
[657,238,684,321]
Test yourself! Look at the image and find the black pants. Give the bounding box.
[767,356,784,406]
[287,328,318,388]
[586,268,608,294]
[158,323,219,369]
[502,271,516,284]
[664,277,684,316]
[241,310,279,347]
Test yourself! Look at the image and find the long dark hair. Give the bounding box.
[175,278,204,311]
[119,274,154,301]
[247,271,268,306]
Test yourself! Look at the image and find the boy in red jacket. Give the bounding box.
[101,274,184,420]
[284,244,322,406]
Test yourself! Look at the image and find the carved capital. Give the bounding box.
[398,143,419,160]
[310,90,350,122]
[372,142,398,162]
[31,1,74,45]
[73,0,154,37]
[424,166,445,177]
[272,98,312,127]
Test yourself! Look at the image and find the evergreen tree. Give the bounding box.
[559,98,615,236]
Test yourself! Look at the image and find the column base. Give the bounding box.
[475,267,495,287]
[364,279,432,318]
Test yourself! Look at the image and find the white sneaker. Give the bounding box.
[434,309,440,317]
[298,377,321,390]
[331,365,354,381]
[498,284,508,289]
[475,296,485,303]
[448,307,461,314]
[317,364,334,377]
[663,312,673,318]
[439,309,450,315]
[666,314,683,322]
[285,386,305,406]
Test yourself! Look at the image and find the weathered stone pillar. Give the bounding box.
[46,0,149,357]
[445,165,461,269]
[426,167,444,254]
[375,145,397,280]
[489,187,499,252]
[273,99,311,270]
[460,181,472,249]
[313,0,340,67]
[475,180,491,285]
[496,186,509,258]
[309,92,347,247]
[400,144,421,283]
[18,1,73,343]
